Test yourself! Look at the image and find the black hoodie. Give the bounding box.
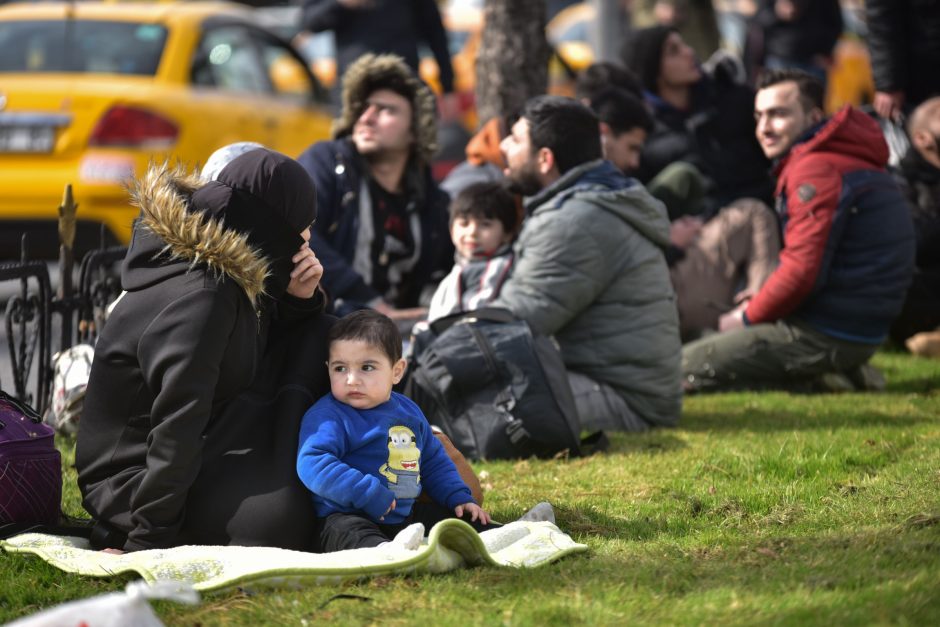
[76,152,331,552]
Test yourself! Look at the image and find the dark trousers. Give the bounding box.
[319,501,500,553]
[682,318,878,393]
[890,270,940,344]
[90,314,335,552]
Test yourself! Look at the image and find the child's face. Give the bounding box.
[328,339,406,410]
[451,215,511,259]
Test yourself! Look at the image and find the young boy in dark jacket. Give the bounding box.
[427,182,519,322]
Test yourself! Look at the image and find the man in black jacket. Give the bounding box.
[297,54,452,320]
[754,0,843,86]
[867,0,940,120]
[301,0,454,99]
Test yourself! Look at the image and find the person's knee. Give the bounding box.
[319,513,385,551]
[649,162,708,219]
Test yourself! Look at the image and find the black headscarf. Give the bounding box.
[189,149,318,299]
[621,26,676,94]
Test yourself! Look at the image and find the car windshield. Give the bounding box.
[0,20,167,75]
[550,19,589,45]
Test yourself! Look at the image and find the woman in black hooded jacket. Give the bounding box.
[76,149,332,552]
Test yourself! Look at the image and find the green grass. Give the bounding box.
[3,351,939,625]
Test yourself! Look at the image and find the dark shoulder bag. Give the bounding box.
[405,308,603,460]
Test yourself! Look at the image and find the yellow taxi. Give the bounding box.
[0,1,332,257]
[546,2,600,97]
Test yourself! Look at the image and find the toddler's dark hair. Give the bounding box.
[328,309,402,363]
[449,181,519,235]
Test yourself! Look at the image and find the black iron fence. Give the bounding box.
[0,185,125,414]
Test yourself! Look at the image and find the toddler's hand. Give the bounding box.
[455,502,490,525]
[380,499,397,521]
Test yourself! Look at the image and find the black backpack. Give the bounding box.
[405,308,593,460]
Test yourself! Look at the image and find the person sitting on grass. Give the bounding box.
[587,87,781,341]
[296,310,494,552]
[426,181,519,323]
[77,148,331,553]
[682,69,916,393]
[493,95,681,433]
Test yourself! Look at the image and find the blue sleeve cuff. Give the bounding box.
[742,311,751,326]
[443,486,475,510]
[361,484,396,521]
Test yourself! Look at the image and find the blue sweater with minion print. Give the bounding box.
[296,392,474,524]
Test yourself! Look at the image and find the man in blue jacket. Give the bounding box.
[297,54,452,319]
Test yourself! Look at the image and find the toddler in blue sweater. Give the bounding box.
[297,309,492,552]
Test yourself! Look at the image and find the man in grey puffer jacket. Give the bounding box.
[493,96,682,432]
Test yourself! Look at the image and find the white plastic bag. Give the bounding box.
[6,580,199,627]
[45,343,94,434]
[879,115,910,169]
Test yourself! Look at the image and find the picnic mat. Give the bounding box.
[1,519,587,592]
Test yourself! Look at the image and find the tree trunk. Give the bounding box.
[475,0,550,126]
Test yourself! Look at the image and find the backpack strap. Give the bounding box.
[428,307,516,335]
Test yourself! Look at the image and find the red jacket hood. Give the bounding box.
[775,107,889,187]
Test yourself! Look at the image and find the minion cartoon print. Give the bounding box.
[379,425,422,499]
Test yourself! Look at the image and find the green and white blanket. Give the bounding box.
[1,520,586,592]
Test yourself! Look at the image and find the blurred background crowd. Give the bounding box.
[1,0,938,357]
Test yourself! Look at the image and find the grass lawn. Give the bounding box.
[2,350,939,625]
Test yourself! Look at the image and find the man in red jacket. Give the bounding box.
[682,69,915,392]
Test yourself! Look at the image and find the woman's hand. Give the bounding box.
[455,502,491,525]
[286,242,323,299]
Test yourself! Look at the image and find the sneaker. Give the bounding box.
[846,363,886,392]
[390,523,425,551]
[518,502,555,524]
[814,372,856,393]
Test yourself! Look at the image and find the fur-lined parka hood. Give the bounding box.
[331,53,438,165]
[123,162,270,308]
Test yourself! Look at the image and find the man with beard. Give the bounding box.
[682,70,915,392]
[491,96,682,433]
[297,54,452,320]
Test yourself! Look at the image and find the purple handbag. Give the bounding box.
[0,390,62,525]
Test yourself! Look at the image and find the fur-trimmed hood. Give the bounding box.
[124,162,270,309]
[331,53,438,165]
